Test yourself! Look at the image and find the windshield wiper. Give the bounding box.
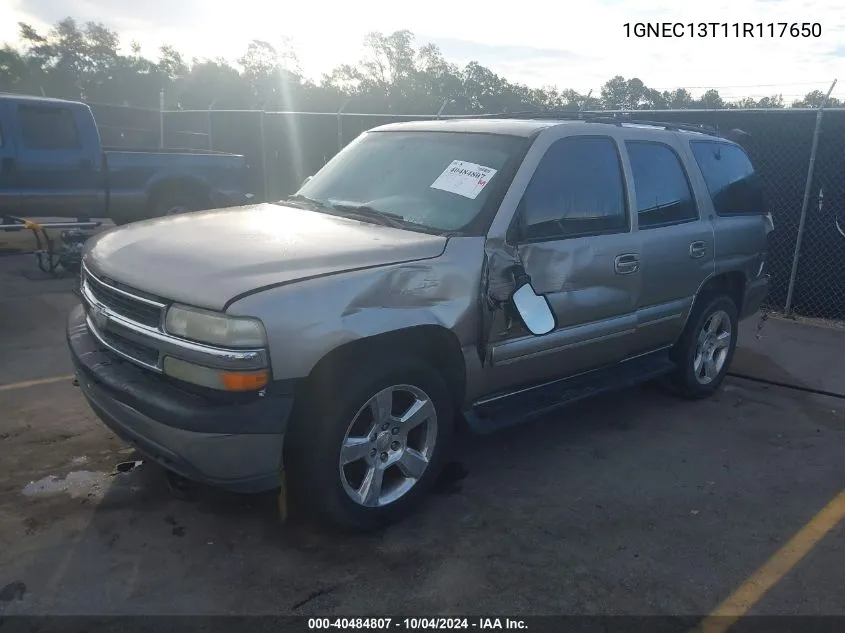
[327,202,411,229]
[279,194,334,211]
[280,196,402,227]
[281,196,455,235]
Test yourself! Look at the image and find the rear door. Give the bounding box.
[621,134,715,353]
[689,139,770,317]
[11,101,103,218]
[0,100,20,217]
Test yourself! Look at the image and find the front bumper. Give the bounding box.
[67,304,293,493]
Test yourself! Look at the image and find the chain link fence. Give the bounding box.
[87,102,162,148]
[786,111,845,321]
[87,102,845,322]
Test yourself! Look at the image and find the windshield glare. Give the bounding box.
[295,131,526,233]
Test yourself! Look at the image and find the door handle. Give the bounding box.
[690,241,707,259]
[614,253,640,275]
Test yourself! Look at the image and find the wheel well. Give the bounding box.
[697,271,746,314]
[148,178,211,210]
[302,326,467,409]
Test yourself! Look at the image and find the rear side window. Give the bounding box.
[517,136,628,240]
[626,141,698,228]
[18,105,81,150]
[690,140,765,215]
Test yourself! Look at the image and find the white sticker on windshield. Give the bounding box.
[430,160,497,200]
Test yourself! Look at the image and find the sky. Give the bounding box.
[3,0,844,105]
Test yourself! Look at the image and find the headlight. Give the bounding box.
[165,304,266,348]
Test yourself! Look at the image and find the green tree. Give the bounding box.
[0,45,32,93]
[238,39,304,110]
[0,19,781,115]
[696,89,725,109]
[792,89,841,108]
[600,76,655,109]
[728,95,784,109]
[664,88,694,109]
[173,59,250,109]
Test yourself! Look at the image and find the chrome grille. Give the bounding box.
[81,265,168,371]
[96,326,160,367]
[83,269,164,329]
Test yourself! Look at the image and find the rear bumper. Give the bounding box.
[67,304,293,493]
[741,274,770,320]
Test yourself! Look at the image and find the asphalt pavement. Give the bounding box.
[2,254,845,618]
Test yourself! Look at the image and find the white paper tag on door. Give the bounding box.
[430,160,497,200]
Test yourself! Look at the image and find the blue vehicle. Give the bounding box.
[0,94,252,224]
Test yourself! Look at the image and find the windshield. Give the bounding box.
[294,130,528,233]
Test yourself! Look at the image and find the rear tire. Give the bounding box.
[284,356,454,532]
[667,295,738,400]
[150,190,207,218]
[112,190,210,225]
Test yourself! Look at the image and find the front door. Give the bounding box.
[484,134,642,395]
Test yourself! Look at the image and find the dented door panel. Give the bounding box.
[481,232,641,394]
[518,235,641,330]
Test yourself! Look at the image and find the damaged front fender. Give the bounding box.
[225,237,488,393]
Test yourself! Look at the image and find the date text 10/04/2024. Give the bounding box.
[307,618,528,630]
[624,22,822,38]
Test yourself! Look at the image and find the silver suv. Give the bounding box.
[68,117,774,531]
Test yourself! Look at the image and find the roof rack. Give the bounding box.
[618,119,719,135]
[471,110,720,136]
[471,110,586,120]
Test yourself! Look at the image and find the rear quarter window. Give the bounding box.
[690,140,765,216]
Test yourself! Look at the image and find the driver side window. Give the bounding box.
[515,136,629,241]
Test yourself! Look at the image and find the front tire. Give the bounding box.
[285,356,454,532]
[668,295,738,399]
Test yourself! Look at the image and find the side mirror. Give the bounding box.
[510,266,555,336]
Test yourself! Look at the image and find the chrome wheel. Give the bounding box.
[694,309,732,385]
[339,384,438,508]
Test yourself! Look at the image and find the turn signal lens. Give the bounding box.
[163,356,269,392]
[221,370,269,392]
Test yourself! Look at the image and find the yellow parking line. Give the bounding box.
[0,374,74,392]
[693,488,845,633]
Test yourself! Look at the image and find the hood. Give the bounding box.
[84,203,448,311]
